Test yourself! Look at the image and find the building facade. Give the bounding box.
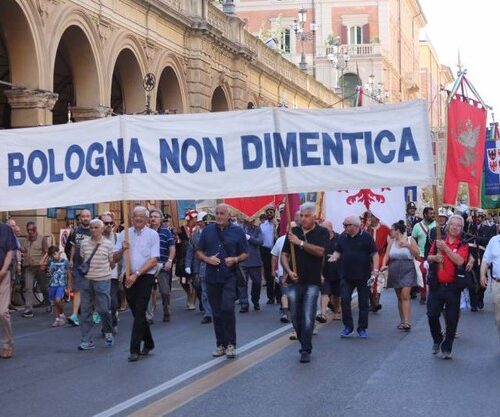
[235,0,427,104]
[0,0,340,238]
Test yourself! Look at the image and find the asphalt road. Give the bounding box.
[1,282,499,417]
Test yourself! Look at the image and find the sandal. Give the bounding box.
[315,314,327,324]
[397,323,404,330]
[402,323,412,331]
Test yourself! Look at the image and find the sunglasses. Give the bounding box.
[343,223,353,227]
[103,222,114,226]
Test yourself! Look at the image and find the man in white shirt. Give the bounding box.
[114,206,159,362]
[480,234,500,344]
[260,206,278,304]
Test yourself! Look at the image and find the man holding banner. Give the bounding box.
[281,203,329,363]
[114,206,160,362]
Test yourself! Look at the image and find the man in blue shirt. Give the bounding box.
[197,204,248,359]
[149,209,176,322]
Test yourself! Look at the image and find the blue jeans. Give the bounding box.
[341,279,370,331]
[238,266,262,308]
[80,279,112,343]
[288,283,320,353]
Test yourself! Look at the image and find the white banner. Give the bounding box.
[324,188,406,232]
[0,100,434,211]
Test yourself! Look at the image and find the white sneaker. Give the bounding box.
[225,344,236,359]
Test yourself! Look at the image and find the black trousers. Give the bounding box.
[260,247,276,302]
[341,279,370,331]
[427,285,461,352]
[207,280,236,347]
[110,279,119,327]
[125,274,154,354]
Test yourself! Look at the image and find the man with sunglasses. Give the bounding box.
[330,215,378,339]
[102,213,120,332]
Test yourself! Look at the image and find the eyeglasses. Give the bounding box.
[103,222,114,226]
[343,223,353,227]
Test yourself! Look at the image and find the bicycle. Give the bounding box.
[11,268,45,307]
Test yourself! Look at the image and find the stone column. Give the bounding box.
[70,105,113,122]
[4,88,58,128]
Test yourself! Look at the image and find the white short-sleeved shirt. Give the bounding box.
[270,235,286,278]
[115,226,160,275]
[483,235,500,279]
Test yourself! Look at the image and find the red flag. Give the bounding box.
[443,97,487,207]
[278,193,302,236]
[224,195,281,218]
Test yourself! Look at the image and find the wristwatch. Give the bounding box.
[134,270,140,276]
[299,240,304,249]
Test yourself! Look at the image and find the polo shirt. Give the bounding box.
[282,225,329,286]
[0,223,18,269]
[115,226,160,275]
[155,226,175,263]
[197,223,248,284]
[483,235,500,279]
[429,237,469,284]
[336,231,378,281]
[412,220,436,257]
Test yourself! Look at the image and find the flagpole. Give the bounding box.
[284,194,298,276]
[121,200,131,280]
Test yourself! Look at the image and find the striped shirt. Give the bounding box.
[80,238,114,281]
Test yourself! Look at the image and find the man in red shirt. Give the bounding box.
[426,214,469,359]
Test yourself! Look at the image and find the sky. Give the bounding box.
[418,0,499,124]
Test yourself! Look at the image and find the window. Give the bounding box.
[349,26,363,44]
[279,29,291,53]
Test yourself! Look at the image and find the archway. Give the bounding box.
[110,48,144,114]
[0,0,41,128]
[156,66,184,114]
[339,72,362,100]
[211,86,229,112]
[247,102,255,109]
[52,25,100,124]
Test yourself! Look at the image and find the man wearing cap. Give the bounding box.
[260,206,278,304]
[480,231,500,345]
[196,204,248,359]
[238,216,263,313]
[412,207,436,304]
[186,212,212,324]
[406,202,422,236]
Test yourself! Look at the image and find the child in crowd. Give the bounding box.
[46,246,68,327]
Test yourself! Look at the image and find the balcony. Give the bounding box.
[318,43,383,58]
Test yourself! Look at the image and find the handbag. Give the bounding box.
[76,243,100,277]
[408,237,424,288]
[215,227,247,287]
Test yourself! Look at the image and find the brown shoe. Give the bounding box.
[1,347,13,359]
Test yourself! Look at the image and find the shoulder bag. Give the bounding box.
[76,243,100,277]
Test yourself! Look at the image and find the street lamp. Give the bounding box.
[293,8,317,74]
[327,36,350,107]
[364,74,388,103]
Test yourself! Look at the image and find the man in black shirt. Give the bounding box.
[330,215,378,338]
[282,203,329,363]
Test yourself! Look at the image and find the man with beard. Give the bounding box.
[67,209,92,326]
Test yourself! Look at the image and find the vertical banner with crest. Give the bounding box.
[443,97,487,207]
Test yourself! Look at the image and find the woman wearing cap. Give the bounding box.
[381,220,420,331]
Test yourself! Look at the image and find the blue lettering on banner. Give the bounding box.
[300,132,321,166]
[273,132,298,167]
[7,138,149,186]
[159,137,226,174]
[322,133,344,165]
[241,135,262,170]
[126,138,147,174]
[374,130,396,164]
[398,127,420,162]
[364,132,375,164]
[8,153,25,186]
[341,132,364,164]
